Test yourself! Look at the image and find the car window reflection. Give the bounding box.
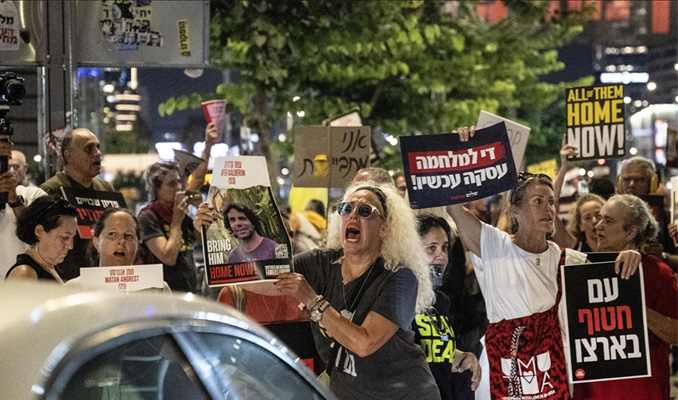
[59,334,210,400]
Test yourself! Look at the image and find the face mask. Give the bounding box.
[429,264,444,288]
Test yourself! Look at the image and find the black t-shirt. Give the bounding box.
[413,290,456,400]
[6,254,60,282]
[294,249,440,400]
[138,210,196,293]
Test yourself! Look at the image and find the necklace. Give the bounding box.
[341,263,375,321]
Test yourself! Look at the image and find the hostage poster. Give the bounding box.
[202,156,292,286]
[561,261,651,384]
[399,122,518,209]
[565,84,625,160]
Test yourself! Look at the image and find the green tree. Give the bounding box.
[104,116,151,154]
[161,0,591,178]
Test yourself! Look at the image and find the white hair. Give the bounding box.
[327,180,435,313]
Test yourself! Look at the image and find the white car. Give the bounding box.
[0,281,333,400]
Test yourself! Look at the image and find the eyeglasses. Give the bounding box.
[518,172,553,183]
[337,202,383,219]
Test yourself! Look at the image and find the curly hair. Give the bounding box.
[88,208,140,266]
[327,180,435,313]
[144,161,181,201]
[608,194,659,248]
[223,203,263,236]
[566,193,604,239]
[16,196,78,245]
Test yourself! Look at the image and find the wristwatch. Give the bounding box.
[310,300,330,322]
[8,195,25,208]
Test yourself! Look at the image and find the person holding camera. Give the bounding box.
[0,137,47,278]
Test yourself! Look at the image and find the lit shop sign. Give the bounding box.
[600,72,649,84]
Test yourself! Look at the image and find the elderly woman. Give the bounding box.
[415,214,481,400]
[199,182,439,399]
[575,194,678,400]
[138,162,200,292]
[446,127,641,400]
[6,196,78,282]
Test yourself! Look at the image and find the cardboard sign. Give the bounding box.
[203,156,292,286]
[565,84,626,160]
[561,261,651,384]
[0,0,20,51]
[400,122,518,209]
[202,99,227,142]
[79,264,164,292]
[174,148,203,179]
[477,111,531,171]
[293,125,371,188]
[527,158,558,181]
[61,187,127,239]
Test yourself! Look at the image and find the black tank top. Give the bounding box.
[5,254,60,282]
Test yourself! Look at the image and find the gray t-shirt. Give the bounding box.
[294,249,440,400]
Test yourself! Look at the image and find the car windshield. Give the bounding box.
[55,330,324,400]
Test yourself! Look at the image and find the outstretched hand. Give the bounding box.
[275,272,318,306]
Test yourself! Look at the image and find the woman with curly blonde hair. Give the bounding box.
[275,180,439,400]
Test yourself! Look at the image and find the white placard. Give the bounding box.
[211,156,271,189]
[477,110,531,171]
[0,1,20,51]
[79,264,164,292]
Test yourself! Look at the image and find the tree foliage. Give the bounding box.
[160,0,591,172]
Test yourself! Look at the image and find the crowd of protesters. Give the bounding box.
[1,121,677,400]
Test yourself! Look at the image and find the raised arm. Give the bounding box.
[551,140,579,249]
[446,204,482,257]
[445,126,482,256]
[187,123,218,193]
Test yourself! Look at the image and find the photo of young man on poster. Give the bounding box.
[223,202,280,263]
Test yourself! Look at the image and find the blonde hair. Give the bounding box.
[327,180,435,313]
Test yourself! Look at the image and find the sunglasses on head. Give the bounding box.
[518,172,553,183]
[337,202,383,219]
[37,198,71,219]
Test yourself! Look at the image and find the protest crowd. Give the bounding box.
[1,106,677,400]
